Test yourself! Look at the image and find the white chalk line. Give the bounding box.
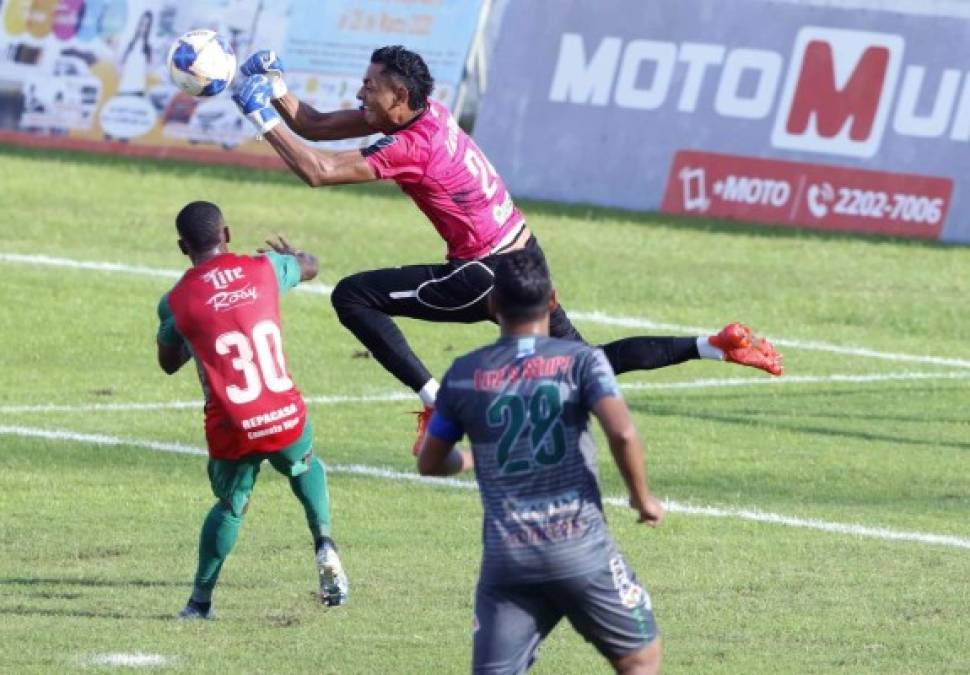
[569,311,970,370]
[620,370,970,390]
[0,253,333,296]
[0,370,965,416]
[0,393,418,415]
[0,392,416,415]
[83,652,173,668]
[2,424,968,552]
[3,252,969,370]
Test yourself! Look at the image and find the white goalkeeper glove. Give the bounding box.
[240,49,288,100]
[231,75,281,135]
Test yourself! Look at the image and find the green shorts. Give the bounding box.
[207,420,314,517]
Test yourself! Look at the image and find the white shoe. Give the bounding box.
[316,537,349,607]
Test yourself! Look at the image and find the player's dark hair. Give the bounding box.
[492,249,553,323]
[371,45,434,109]
[175,201,224,251]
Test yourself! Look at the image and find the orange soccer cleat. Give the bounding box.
[411,406,434,456]
[709,323,784,376]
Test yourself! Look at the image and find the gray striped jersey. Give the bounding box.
[433,335,623,583]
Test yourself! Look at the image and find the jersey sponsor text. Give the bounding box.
[474,355,574,390]
[241,402,299,430]
[206,285,258,312]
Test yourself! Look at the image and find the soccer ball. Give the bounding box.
[167,29,236,97]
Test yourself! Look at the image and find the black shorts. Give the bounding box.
[472,554,658,674]
[331,237,585,341]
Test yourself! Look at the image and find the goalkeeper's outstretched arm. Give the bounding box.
[264,125,377,186]
[240,49,376,141]
[273,96,376,142]
[234,74,377,185]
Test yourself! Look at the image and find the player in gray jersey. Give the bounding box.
[418,248,664,674]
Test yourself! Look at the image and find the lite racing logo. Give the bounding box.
[201,265,258,312]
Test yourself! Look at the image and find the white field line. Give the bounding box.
[3,252,969,370]
[0,370,965,416]
[0,253,333,295]
[85,653,173,668]
[569,311,970,370]
[0,392,416,415]
[620,370,970,390]
[2,424,968,552]
[0,253,183,280]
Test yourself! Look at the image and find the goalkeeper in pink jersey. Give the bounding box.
[231,45,783,454]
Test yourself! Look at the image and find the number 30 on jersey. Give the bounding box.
[215,319,293,404]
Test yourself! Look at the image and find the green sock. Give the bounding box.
[193,500,243,597]
[289,455,332,540]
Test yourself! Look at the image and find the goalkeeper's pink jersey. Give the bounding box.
[362,99,525,261]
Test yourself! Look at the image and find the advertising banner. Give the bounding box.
[474,0,970,243]
[279,0,484,150]
[0,0,484,164]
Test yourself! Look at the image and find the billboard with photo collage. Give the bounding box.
[0,0,484,166]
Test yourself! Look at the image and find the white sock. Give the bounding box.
[696,336,724,361]
[418,379,439,408]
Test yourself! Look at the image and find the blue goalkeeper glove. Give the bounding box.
[232,75,281,135]
[240,49,287,99]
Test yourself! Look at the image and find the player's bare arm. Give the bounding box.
[275,99,376,142]
[239,49,377,141]
[232,76,375,186]
[157,340,190,375]
[259,235,319,281]
[592,396,664,527]
[417,434,473,476]
[264,126,378,186]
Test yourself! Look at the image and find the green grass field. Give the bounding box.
[0,145,968,674]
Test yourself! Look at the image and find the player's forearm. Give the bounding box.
[265,128,331,187]
[446,448,474,475]
[265,128,376,186]
[295,251,318,281]
[272,98,373,141]
[608,430,653,509]
[271,93,303,132]
[157,342,190,375]
[419,447,473,476]
[594,397,652,508]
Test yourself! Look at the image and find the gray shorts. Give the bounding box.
[472,554,658,674]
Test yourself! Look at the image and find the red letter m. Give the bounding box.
[786,40,890,141]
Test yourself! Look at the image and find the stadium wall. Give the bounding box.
[474,0,970,244]
[0,0,484,168]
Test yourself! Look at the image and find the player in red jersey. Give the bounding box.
[232,46,783,454]
[156,201,348,618]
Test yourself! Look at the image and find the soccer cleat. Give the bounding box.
[411,406,434,456]
[709,323,784,376]
[316,537,349,608]
[177,600,213,620]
